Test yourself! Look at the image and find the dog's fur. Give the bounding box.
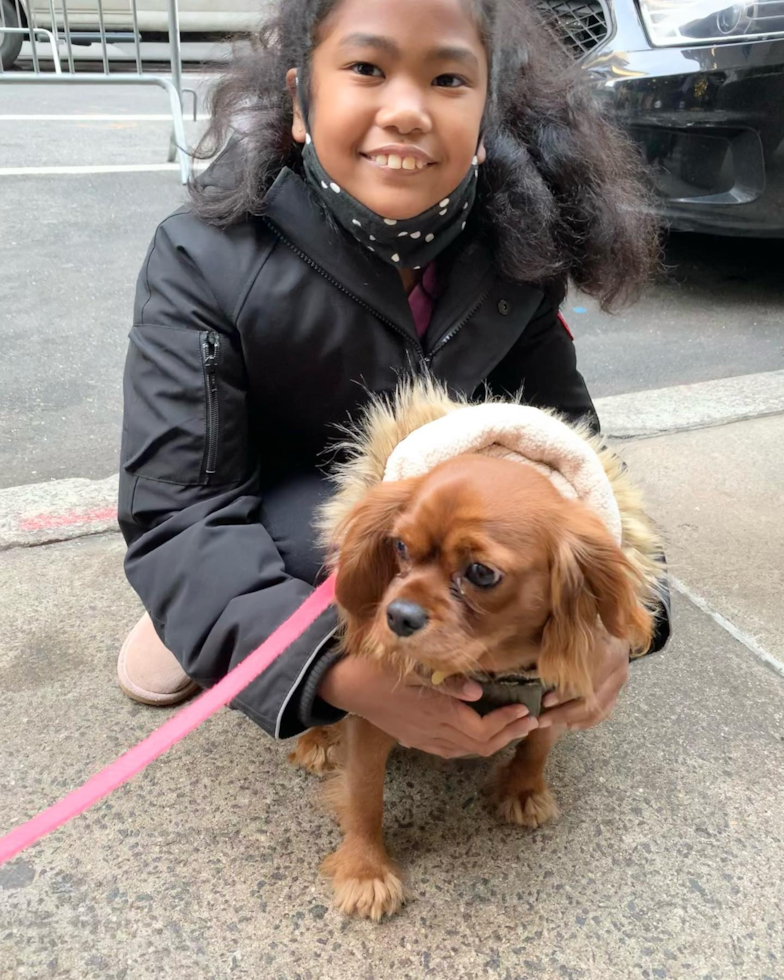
[289,382,664,921]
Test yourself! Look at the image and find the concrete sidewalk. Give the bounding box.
[1,412,783,980]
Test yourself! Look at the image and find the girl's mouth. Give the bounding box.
[360,145,437,176]
[362,153,430,172]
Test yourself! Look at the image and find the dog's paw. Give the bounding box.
[321,847,407,921]
[496,785,560,829]
[288,726,341,776]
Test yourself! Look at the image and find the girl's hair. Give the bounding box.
[191,0,661,311]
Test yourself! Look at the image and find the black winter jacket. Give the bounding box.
[118,161,670,739]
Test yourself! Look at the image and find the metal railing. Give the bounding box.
[0,0,191,182]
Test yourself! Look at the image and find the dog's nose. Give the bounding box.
[386,600,429,637]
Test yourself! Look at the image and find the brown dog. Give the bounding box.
[291,453,653,920]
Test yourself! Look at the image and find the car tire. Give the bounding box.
[1,0,24,69]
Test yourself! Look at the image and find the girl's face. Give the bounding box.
[291,0,489,221]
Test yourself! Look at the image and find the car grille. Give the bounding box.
[744,1,784,37]
[535,0,611,60]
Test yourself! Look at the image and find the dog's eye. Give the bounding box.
[465,563,502,589]
[394,539,409,561]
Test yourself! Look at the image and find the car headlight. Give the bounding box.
[638,0,784,47]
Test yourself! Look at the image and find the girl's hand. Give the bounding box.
[319,657,539,759]
[538,634,631,731]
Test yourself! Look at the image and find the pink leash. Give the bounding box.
[0,576,336,867]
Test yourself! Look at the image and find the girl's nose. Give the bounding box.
[375,83,432,136]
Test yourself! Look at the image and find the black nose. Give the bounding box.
[386,600,429,637]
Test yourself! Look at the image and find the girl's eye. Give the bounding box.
[394,539,409,560]
[350,62,384,78]
[465,563,502,589]
[434,74,467,89]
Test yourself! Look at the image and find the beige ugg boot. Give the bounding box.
[117,612,199,706]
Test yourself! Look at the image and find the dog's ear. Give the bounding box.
[335,479,419,621]
[539,507,653,700]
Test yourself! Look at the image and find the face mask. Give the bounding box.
[301,136,479,270]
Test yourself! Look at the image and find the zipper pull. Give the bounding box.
[203,334,220,378]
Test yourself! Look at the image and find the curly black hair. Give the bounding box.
[191,0,661,311]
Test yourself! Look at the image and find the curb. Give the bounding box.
[2,370,783,551]
[594,369,784,440]
[0,475,119,551]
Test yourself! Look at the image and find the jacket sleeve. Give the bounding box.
[485,296,671,654]
[119,214,344,738]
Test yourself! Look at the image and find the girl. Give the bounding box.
[117,0,669,757]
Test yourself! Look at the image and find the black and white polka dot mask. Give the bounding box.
[301,136,479,270]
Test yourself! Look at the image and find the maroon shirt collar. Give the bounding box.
[407,263,440,338]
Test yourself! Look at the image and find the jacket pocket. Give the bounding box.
[201,331,221,480]
[122,324,247,487]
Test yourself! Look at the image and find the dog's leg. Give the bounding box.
[321,715,404,921]
[288,723,343,776]
[493,726,562,829]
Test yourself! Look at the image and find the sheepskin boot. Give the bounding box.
[117,612,199,706]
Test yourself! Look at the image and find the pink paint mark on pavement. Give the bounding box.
[19,506,118,532]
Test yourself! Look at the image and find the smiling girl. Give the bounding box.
[117,0,669,757]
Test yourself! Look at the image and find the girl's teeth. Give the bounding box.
[371,153,427,171]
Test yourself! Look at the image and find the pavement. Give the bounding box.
[1,79,784,980]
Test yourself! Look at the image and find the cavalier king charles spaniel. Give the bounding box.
[291,452,653,920]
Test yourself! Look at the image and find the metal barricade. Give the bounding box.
[0,0,191,183]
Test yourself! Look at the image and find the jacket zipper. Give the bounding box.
[423,288,491,366]
[264,220,428,369]
[202,331,220,478]
[265,219,491,370]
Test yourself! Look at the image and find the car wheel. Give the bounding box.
[0,0,24,70]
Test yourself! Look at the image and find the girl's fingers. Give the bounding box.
[437,675,483,701]
[449,701,530,742]
[542,686,582,710]
[540,668,624,730]
[443,712,537,757]
[424,711,548,757]
[427,739,472,759]
[467,716,538,757]
[597,664,627,700]
[482,717,539,755]
[542,635,631,712]
[423,654,628,752]
[541,658,628,725]
[538,703,582,730]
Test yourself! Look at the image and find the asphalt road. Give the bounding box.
[1,80,783,490]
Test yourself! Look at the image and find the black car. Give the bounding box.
[537,1,784,237]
